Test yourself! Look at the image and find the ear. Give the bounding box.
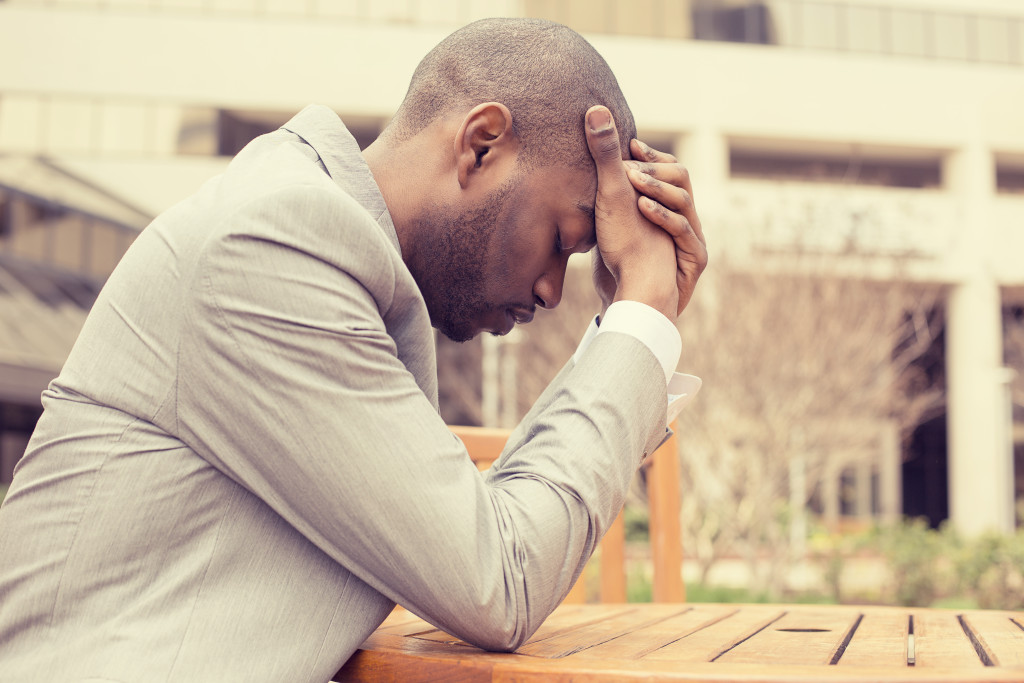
[454,102,517,189]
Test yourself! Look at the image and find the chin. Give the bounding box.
[435,318,478,344]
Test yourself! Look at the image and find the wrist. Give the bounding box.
[613,285,676,321]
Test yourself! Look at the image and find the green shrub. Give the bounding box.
[623,505,649,543]
[849,519,1024,610]
[950,530,1024,610]
[685,583,772,604]
[871,518,954,607]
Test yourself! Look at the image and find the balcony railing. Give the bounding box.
[724,179,960,260]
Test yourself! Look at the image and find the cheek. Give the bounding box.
[510,234,553,290]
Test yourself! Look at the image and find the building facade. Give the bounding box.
[1,0,1022,534]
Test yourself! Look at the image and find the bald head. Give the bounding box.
[386,18,636,169]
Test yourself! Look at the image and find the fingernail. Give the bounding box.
[588,107,611,133]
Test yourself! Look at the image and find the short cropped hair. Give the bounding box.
[387,18,636,169]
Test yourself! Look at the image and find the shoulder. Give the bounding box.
[195,142,404,312]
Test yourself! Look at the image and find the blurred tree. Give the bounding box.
[435,244,948,599]
[673,253,944,594]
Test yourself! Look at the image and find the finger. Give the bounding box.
[638,196,708,262]
[627,167,704,246]
[638,194,707,317]
[625,160,694,201]
[585,106,631,198]
[626,167,692,211]
[624,155,702,243]
[637,196,691,242]
[631,138,677,164]
[591,246,611,275]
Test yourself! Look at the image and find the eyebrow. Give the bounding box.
[575,201,598,250]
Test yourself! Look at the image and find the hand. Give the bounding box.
[624,139,708,317]
[590,247,616,319]
[585,106,678,321]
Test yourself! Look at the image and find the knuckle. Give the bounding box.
[593,133,622,159]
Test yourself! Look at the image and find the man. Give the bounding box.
[0,18,706,682]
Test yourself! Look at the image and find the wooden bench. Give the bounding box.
[450,423,685,603]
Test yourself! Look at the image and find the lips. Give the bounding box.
[491,307,534,336]
[510,307,535,325]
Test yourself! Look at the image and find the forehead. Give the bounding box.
[526,164,597,215]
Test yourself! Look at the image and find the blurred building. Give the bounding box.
[0,0,1022,535]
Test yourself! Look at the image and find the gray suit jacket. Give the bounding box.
[0,106,668,682]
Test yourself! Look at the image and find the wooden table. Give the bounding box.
[334,602,1024,682]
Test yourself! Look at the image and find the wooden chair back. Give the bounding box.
[450,424,685,603]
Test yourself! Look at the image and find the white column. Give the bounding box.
[944,140,1015,535]
[788,455,807,555]
[855,458,873,521]
[673,127,729,324]
[672,127,729,243]
[878,420,902,523]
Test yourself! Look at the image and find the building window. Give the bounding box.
[730,148,942,189]
[216,109,382,157]
[997,165,1024,195]
[0,190,10,239]
[693,0,776,45]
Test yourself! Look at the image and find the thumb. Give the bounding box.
[585,106,627,186]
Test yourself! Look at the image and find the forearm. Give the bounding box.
[177,193,667,651]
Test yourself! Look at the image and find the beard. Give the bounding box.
[410,181,515,342]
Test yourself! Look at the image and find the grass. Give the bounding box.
[624,567,836,605]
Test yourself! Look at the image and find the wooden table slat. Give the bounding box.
[716,608,860,665]
[913,611,986,668]
[571,604,737,660]
[836,611,909,667]
[516,604,687,658]
[960,612,1024,667]
[520,604,627,647]
[410,604,603,646]
[374,608,441,637]
[336,603,1024,682]
[641,605,787,663]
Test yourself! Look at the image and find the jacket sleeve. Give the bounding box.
[175,182,668,651]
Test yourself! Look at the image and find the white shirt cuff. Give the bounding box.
[667,373,702,424]
[573,300,680,385]
[572,301,702,424]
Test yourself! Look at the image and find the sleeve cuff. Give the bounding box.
[572,302,702,425]
[595,300,681,385]
[571,314,602,367]
[667,373,702,423]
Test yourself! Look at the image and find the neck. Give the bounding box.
[363,130,441,267]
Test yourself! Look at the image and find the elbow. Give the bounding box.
[456,606,538,653]
[469,625,530,654]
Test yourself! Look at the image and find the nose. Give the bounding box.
[533,259,567,310]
